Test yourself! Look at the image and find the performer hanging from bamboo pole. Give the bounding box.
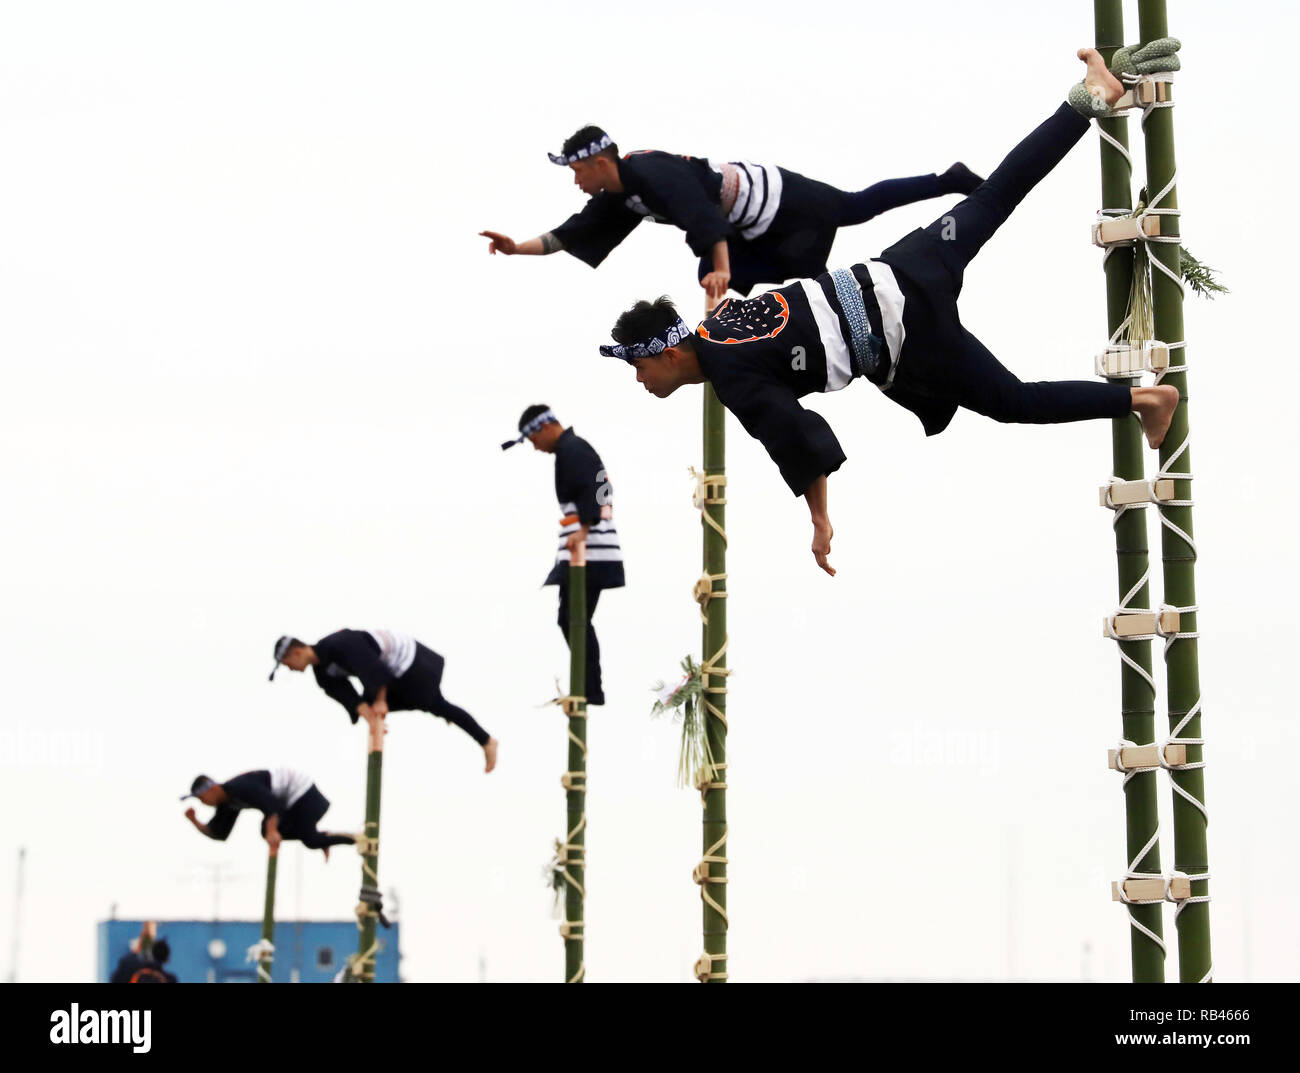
[270,630,499,772]
[480,128,984,302]
[181,768,356,859]
[599,45,1182,577]
[503,406,623,707]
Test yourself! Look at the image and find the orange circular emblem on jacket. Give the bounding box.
[696,291,790,344]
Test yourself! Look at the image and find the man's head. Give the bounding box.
[604,296,703,399]
[182,775,226,807]
[151,939,171,965]
[502,405,563,452]
[269,635,312,680]
[551,126,620,196]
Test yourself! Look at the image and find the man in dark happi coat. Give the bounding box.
[481,126,981,303]
[596,49,1183,577]
[504,405,624,706]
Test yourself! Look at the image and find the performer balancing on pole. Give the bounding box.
[480,127,983,302]
[598,46,1183,577]
[503,406,623,706]
[270,629,499,772]
[182,767,356,859]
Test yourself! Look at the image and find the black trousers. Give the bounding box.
[702,168,975,296]
[274,786,355,850]
[388,644,491,746]
[883,103,1132,426]
[557,579,604,706]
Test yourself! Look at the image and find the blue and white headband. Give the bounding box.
[502,408,558,450]
[548,132,613,166]
[599,316,693,362]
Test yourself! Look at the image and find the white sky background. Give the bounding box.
[1,0,1296,983]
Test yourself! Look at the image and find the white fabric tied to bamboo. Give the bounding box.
[246,938,275,983]
[246,938,275,962]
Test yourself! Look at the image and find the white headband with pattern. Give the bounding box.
[548,133,613,166]
[502,408,558,450]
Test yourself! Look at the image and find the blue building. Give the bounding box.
[97,919,401,983]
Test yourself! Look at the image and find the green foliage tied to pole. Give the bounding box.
[1117,199,1226,346]
[1094,0,1167,983]
[559,553,587,983]
[1138,0,1213,983]
[650,655,715,789]
[258,850,277,984]
[1177,247,1226,301]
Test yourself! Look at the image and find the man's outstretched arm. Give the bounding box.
[725,381,845,573]
[185,806,236,841]
[479,231,564,255]
[804,474,836,577]
[183,807,211,837]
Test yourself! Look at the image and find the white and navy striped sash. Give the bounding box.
[555,502,622,564]
[365,628,418,677]
[712,160,783,241]
[805,262,908,392]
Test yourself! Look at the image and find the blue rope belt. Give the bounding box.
[830,268,883,380]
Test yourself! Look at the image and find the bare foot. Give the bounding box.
[1078,47,1125,106]
[1132,385,1179,449]
[484,737,499,774]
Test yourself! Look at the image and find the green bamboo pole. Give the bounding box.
[562,546,588,983]
[259,848,277,983]
[354,723,384,983]
[1094,0,1166,983]
[694,340,728,983]
[1136,0,1212,982]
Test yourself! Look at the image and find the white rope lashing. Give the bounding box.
[1095,76,1211,979]
[1104,574,1160,695]
[1113,826,1167,957]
